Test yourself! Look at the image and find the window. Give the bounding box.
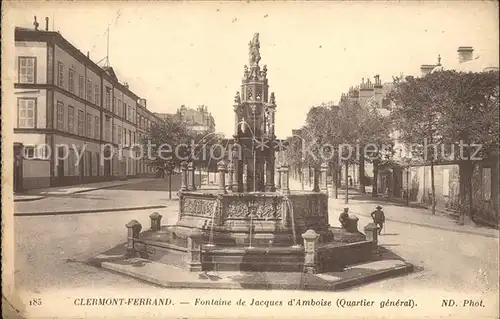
[128,105,131,121]
[68,150,76,176]
[19,57,36,84]
[68,106,74,133]
[123,127,127,145]
[442,169,449,196]
[68,69,75,93]
[96,153,100,176]
[78,76,84,98]
[58,62,64,88]
[105,87,111,110]
[94,85,100,106]
[56,102,64,130]
[86,113,93,137]
[117,125,122,145]
[112,124,117,143]
[118,99,122,117]
[94,115,100,140]
[105,117,111,142]
[87,79,92,102]
[123,102,127,119]
[482,168,491,200]
[86,151,92,176]
[23,146,35,159]
[18,98,36,128]
[113,97,117,113]
[128,130,132,146]
[78,110,84,136]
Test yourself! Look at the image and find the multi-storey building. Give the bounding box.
[156,105,216,134]
[13,21,161,191]
[337,46,498,224]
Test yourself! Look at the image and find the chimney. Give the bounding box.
[124,82,129,89]
[33,16,39,30]
[87,51,90,58]
[45,17,49,31]
[420,64,435,77]
[457,46,474,64]
[374,75,383,97]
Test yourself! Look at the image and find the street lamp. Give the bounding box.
[405,166,410,206]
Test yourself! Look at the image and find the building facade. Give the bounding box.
[156,105,216,134]
[13,24,161,191]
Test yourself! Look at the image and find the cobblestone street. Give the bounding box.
[12,178,499,297]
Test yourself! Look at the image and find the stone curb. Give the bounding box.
[19,179,158,197]
[352,212,499,239]
[14,196,45,202]
[325,193,499,239]
[100,260,414,291]
[329,263,414,291]
[14,205,168,217]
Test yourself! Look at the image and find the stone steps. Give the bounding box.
[202,247,305,272]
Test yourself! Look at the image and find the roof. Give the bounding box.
[453,55,499,72]
[15,26,141,101]
[431,51,499,74]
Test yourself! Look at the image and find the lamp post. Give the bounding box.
[406,166,410,206]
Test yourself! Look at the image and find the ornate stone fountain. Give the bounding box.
[126,34,377,274]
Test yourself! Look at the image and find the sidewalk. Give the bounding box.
[289,179,499,238]
[15,178,157,201]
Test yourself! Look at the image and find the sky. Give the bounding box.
[6,1,499,138]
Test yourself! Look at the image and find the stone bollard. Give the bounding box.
[364,223,379,246]
[186,228,204,272]
[312,166,320,192]
[302,229,320,274]
[217,160,227,194]
[227,162,234,192]
[347,215,359,233]
[180,161,188,191]
[125,220,142,257]
[149,212,162,231]
[187,161,196,191]
[320,163,328,194]
[280,164,290,195]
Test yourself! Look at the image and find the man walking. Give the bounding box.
[371,205,385,235]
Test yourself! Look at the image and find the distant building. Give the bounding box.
[156,105,216,134]
[13,19,161,191]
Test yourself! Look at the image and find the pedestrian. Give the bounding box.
[339,207,350,229]
[348,176,353,187]
[371,205,385,235]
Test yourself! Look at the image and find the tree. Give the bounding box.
[141,117,194,177]
[390,70,499,223]
[338,98,394,199]
[302,103,342,193]
[436,70,499,224]
[389,74,445,213]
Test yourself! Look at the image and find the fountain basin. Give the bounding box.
[128,189,376,273]
[175,190,332,243]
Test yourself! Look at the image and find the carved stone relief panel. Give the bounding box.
[182,197,216,217]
